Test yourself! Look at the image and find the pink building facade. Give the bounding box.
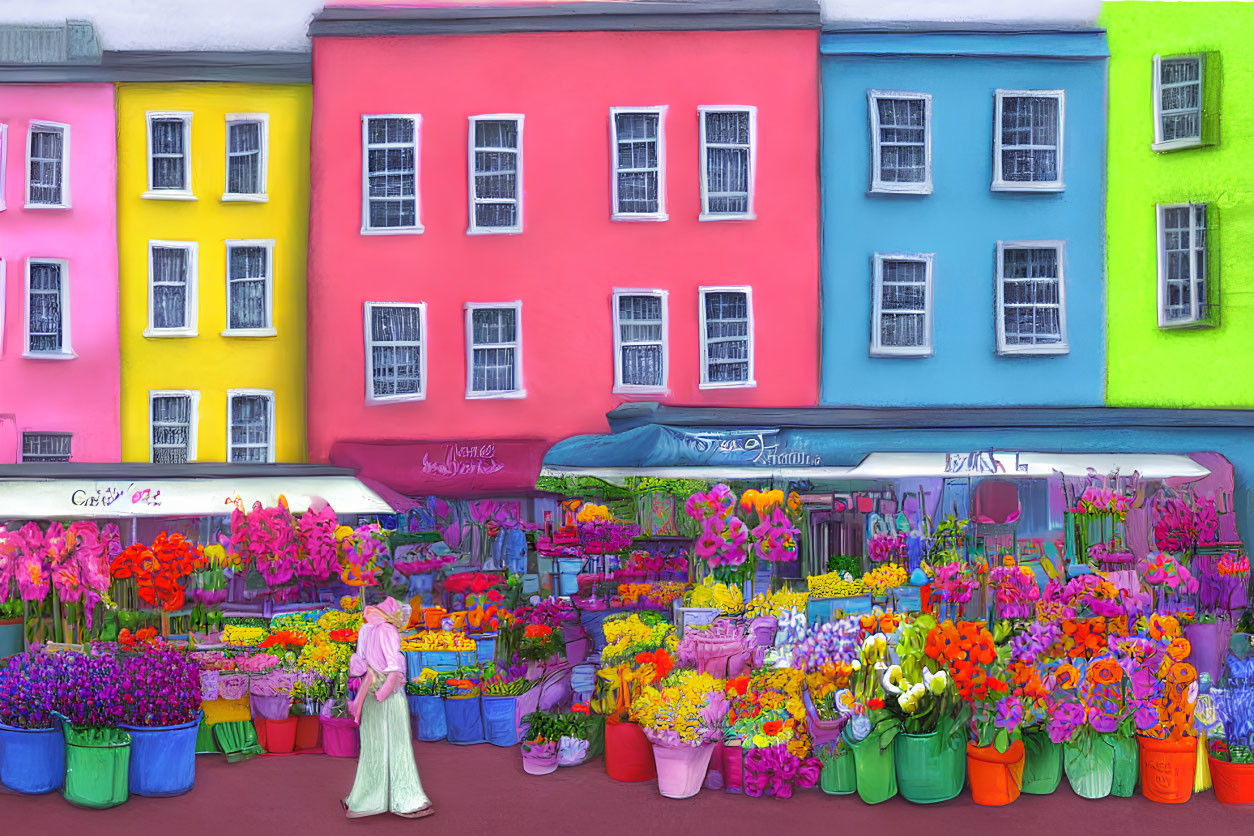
[307,1,821,497]
[0,83,120,463]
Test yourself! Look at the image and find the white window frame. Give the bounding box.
[870,252,934,357]
[222,238,275,337]
[611,288,669,394]
[698,105,757,220]
[1156,202,1210,328]
[144,240,198,338]
[223,112,269,202]
[148,389,199,464]
[698,285,756,389]
[24,120,70,209]
[1152,54,1204,152]
[609,106,668,222]
[23,257,73,360]
[20,431,73,463]
[226,388,276,463]
[868,90,932,195]
[992,90,1065,193]
[363,301,428,404]
[0,123,8,211]
[143,111,194,200]
[467,114,523,235]
[995,240,1069,356]
[361,113,423,235]
[465,301,525,399]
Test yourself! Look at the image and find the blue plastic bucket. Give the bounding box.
[404,650,424,679]
[558,573,579,596]
[119,712,201,797]
[555,558,583,574]
[422,650,460,670]
[474,635,497,664]
[481,696,519,747]
[414,695,446,742]
[0,722,64,794]
[444,695,485,745]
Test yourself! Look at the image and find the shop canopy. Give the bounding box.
[0,463,394,520]
[540,423,1212,484]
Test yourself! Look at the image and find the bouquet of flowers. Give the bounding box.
[742,744,822,799]
[631,669,727,747]
[806,570,866,598]
[989,564,1041,620]
[111,531,207,612]
[744,587,809,619]
[0,651,60,729]
[686,575,745,614]
[868,532,907,565]
[601,611,675,666]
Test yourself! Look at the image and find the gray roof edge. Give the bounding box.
[0,50,311,83]
[310,1,820,35]
[0,463,358,480]
[604,404,1254,432]
[821,23,1104,35]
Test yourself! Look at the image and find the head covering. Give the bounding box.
[350,596,409,677]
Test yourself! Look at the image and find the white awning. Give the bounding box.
[0,475,395,520]
[540,451,1210,484]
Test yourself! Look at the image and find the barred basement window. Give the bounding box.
[993,91,1064,191]
[228,390,274,463]
[613,291,668,391]
[699,288,755,388]
[871,253,934,357]
[995,242,1069,355]
[225,114,268,199]
[869,92,931,194]
[699,107,756,218]
[150,392,196,464]
[364,302,426,402]
[469,116,522,233]
[611,108,666,219]
[362,115,420,232]
[22,433,71,462]
[466,303,523,397]
[26,122,68,207]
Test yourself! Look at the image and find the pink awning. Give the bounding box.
[329,439,549,500]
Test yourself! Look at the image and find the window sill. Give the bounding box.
[869,184,932,196]
[23,202,71,210]
[221,327,277,338]
[361,225,424,236]
[466,389,527,400]
[991,182,1065,193]
[613,385,670,396]
[699,212,757,222]
[22,350,77,361]
[996,345,1070,357]
[143,328,198,339]
[699,380,757,390]
[869,348,933,358]
[143,190,197,201]
[222,193,269,203]
[366,393,427,405]
[1158,318,1216,331]
[466,226,522,236]
[611,213,669,223]
[1152,139,1202,153]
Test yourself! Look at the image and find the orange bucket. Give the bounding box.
[423,608,448,629]
[1210,757,1254,804]
[1138,736,1196,803]
[966,740,1025,806]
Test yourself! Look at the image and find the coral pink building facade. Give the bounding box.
[306,2,821,490]
[0,84,120,463]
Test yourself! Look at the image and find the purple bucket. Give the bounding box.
[1186,621,1234,682]
[748,616,779,649]
[804,689,845,749]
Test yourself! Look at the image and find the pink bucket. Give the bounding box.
[653,742,716,799]
[322,716,359,758]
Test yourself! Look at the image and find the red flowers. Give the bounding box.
[118,627,159,649]
[524,624,553,639]
[111,532,206,612]
[444,572,505,594]
[571,703,590,714]
[762,719,784,736]
[867,698,884,710]
[260,630,307,650]
[328,628,358,643]
[635,648,674,683]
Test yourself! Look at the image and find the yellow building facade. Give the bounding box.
[117,82,310,463]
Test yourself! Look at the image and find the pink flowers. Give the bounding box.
[295,501,340,581]
[742,744,821,798]
[932,563,977,604]
[232,500,301,586]
[989,565,1041,620]
[695,516,749,568]
[1153,496,1219,554]
[1138,553,1199,594]
[751,508,800,563]
[868,532,906,564]
[684,484,736,523]
[1071,487,1133,517]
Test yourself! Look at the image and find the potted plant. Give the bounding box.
[115,643,203,796]
[632,669,727,799]
[54,651,134,810]
[520,711,560,775]
[883,660,966,801]
[406,669,448,742]
[837,630,899,804]
[0,650,64,794]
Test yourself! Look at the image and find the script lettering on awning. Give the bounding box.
[944,452,1027,475]
[421,444,506,480]
[70,483,164,509]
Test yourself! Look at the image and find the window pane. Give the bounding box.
[366,117,417,229]
[227,121,262,195]
[704,291,750,382]
[151,247,188,329]
[999,96,1060,183]
[471,119,520,230]
[22,433,71,462]
[469,307,519,393]
[877,98,927,184]
[230,395,271,462]
[1001,248,1063,346]
[878,259,929,350]
[228,246,268,330]
[151,119,186,190]
[28,129,64,205]
[472,308,516,345]
[615,112,660,214]
[1159,58,1202,143]
[369,305,423,397]
[28,262,63,353]
[618,295,664,387]
[1161,204,1207,323]
[151,395,191,464]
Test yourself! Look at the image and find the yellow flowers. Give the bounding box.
[577,503,619,522]
[744,587,810,619]
[687,575,744,614]
[222,625,267,646]
[897,683,927,714]
[402,631,474,651]
[602,614,675,665]
[862,563,908,596]
[630,670,725,743]
[317,610,363,632]
[806,570,867,598]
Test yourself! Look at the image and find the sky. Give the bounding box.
[0,0,1241,52]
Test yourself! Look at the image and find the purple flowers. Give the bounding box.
[696,516,749,568]
[994,696,1024,732]
[1046,700,1085,744]
[1010,621,1059,664]
[742,744,821,799]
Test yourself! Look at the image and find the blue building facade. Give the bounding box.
[819,30,1110,406]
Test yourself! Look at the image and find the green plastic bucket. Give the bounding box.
[195,718,218,755]
[845,725,899,804]
[818,743,856,795]
[1111,734,1138,797]
[1022,730,1062,795]
[895,730,966,803]
[63,726,131,810]
[1065,735,1115,799]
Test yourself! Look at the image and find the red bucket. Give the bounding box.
[605,720,656,783]
[1210,757,1254,804]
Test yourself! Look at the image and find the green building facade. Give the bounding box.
[1103,1,1254,408]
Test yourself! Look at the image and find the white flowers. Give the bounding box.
[922,667,949,696]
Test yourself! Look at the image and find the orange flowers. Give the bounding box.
[1061,618,1107,659]
[861,610,901,634]
[524,624,553,639]
[762,719,784,736]
[118,626,159,648]
[1056,662,1082,690]
[1087,658,1123,687]
[111,531,206,612]
[260,630,308,650]
[1149,614,1181,641]
[635,648,674,683]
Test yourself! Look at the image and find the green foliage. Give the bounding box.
[926,514,969,566]
[521,710,590,744]
[826,554,862,577]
